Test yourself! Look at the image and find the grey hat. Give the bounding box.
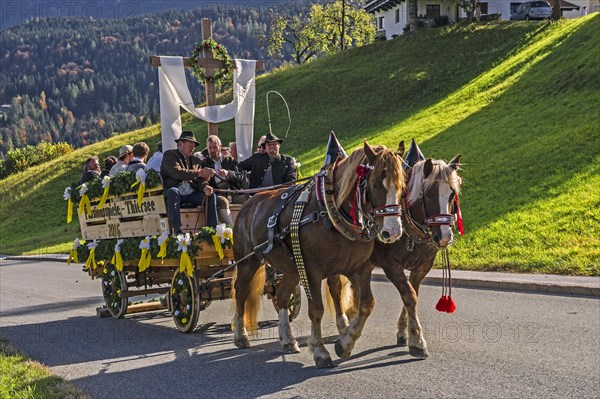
[118,145,133,159]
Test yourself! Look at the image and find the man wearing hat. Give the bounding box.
[160,131,218,234]
[109,144,133,176]
[238,132,297,189]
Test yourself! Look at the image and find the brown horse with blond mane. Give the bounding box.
[327,151,462,358]
[232,141,406,368]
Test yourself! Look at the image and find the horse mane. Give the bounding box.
[336,145,404,205]
[407,159,462,205]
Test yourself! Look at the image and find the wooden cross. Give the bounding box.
[150,18,264,137]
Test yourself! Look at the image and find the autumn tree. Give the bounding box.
[268,0,375,64]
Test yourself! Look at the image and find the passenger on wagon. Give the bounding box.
[109,145,133,176]
[201,135,246,206]
[126,142,149,173]
[160,131,218,235]
[238,132,297,189]
[145,141,163,172]
[79,156,101,185]
[101,156,118,178]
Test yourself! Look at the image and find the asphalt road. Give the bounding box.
[1,259,599,399]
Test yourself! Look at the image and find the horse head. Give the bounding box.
[406,154,462,248]
[337,141,406,244]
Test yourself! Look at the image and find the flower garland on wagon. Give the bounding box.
[190,39,233,88]
[73,226,233,270]
[64,169,162,223]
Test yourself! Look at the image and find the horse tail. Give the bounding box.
[243,264,266,335]
[323,275,355,320]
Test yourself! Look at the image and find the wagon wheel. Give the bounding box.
[170,270,200,333]
[101,262,128,319]
[272,284,302,322]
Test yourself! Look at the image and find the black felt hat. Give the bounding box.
[264,132,283,144]
[175,131,200,146]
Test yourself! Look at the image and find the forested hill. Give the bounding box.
[0,2,306,158]
[0,1,292,30]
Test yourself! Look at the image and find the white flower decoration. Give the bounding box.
[72,238,81,250]
[79,183,88,196]
[114,239,124,253]
[101,176,111,189]
[157,232,169,246]
[135,168,147,184]
[87,240,98,250]
[139,236,151,250]
[63,187,72,200]
[176,233,190,252]
[174,310,180,316]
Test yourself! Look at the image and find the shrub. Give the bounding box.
[1,141,74,179]
[434,16,450,27]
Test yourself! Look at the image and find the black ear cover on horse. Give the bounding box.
[364,140,377,165]
[449,154,462,170]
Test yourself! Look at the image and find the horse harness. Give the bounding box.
[260,158,401,299]
[402,166,457,251]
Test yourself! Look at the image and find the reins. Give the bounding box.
[212,174,317,195]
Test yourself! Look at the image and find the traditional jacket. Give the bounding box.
[238,152,297,189]
[160,149,207,191]
[200,156,246,190]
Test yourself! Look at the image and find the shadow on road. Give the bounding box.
[0,313,415,398]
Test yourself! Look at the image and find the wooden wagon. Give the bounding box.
[76,186,301,333]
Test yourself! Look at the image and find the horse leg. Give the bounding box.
[384,265,428,358]
[326,276,350,335]
[276,274,301,354]
[307,276,334,368]
[334,266,375,359]
[233,257,262,349]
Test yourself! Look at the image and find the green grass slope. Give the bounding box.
[1,15,598,275]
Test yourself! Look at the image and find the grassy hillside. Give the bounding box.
[1,15,598,275]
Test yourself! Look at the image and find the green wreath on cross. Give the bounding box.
[190,39,233,89]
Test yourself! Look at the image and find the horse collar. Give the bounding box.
[318,162,376,242]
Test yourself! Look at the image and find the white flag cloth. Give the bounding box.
[158,56,256,161]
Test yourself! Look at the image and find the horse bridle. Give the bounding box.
[319,160,403,242]
[402,167,457,244]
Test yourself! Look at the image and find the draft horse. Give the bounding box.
[327,155,462,358]
[232,142,406,368]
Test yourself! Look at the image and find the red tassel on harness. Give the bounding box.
[436,249,457,314]
[455,194,464,236]
[436,296,447,311]
[445,296,456,313]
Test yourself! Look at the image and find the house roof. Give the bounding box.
[364,0,403,14]
[560,0,580,10]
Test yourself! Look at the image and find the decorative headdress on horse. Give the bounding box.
[324,131,347,166]
[403,138,425,170]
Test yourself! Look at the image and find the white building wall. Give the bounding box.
[375,4,408,39]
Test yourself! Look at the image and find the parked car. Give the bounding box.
[510,1,552,20]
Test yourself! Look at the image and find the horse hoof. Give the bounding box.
[334,339,350,359]
[283,342,301,354]
[234,337,250,349]
[315,357,335,368]
[409,346,429,359]
[397,336,408,347]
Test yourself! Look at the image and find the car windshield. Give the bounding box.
[531,1,550,6]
